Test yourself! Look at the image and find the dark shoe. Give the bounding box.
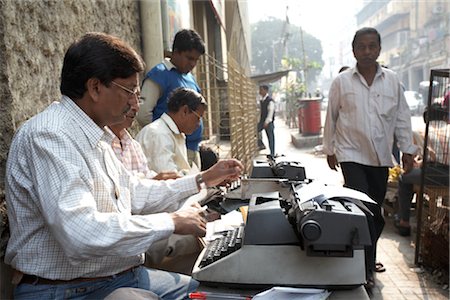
[375,262,386,273]
[397,226,411,236]
[394,221,411,236]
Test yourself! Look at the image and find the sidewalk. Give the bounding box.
[269,118,449,299]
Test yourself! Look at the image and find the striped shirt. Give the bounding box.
[323,65,418,167]
[4,96,198,280]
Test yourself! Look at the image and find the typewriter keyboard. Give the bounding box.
[199,225,245,268]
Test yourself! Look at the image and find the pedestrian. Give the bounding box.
[257,85,276,156]
[322,27,418,288]
[137,29,206,169]
[4,32,243,300]
[136,87,207,174]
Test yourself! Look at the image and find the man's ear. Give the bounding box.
[182,104,190,115]
[86,78,102,103]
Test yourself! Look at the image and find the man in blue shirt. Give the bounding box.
[137,29,205,169]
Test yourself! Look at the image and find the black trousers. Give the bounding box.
[341,162,388,277]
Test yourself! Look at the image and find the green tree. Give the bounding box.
[251,17,324,92]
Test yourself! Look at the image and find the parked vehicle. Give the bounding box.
[404,91,423,115]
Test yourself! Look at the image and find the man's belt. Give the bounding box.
[19,266,137,285]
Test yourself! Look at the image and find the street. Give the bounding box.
[258,117,344,186]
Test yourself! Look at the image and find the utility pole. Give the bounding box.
[299,26,307,95]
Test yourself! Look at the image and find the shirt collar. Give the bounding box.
[106,127,133,147]
[352,63,385,79]
[60,95,107,149]
[161,113,182,135]
[163,59,177,71]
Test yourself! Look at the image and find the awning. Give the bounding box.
[250,70,291,85]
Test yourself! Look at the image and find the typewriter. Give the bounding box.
[200,155,307,213]
[192,158,372,289]
[250,155,307,181]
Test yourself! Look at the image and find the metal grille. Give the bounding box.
[415,69,449,274]
[196,53,258,173]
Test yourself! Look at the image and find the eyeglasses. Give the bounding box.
[190,109,202,120]
[111,81,141,100]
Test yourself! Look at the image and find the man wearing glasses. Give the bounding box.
[136,87,207,175]
[107,82,179,181]
[4,32,243,300]
[136,87,207,275]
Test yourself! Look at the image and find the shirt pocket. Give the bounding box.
[377,91,397,121]
[340,91,358,113]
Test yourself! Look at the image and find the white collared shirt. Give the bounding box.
[135,113,191,174]
[4,96,199,280]
[323,65,418,167]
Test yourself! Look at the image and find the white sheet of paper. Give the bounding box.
[294,181,376,204]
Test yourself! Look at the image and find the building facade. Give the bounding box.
[356,0,449,91]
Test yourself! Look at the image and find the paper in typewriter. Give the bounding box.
[294,181,376,205]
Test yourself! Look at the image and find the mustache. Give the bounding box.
[123,105,131,115]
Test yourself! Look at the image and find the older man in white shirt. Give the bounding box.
[323,27,417,289]
[135,87,208,274]
[136,87,206,175]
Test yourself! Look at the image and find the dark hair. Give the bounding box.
[338,66,350,73]
[167,87,207,112]
[260,85,269,91]
[60,32,145,100]
[352,27,381,49]
[199,145,219,171]
[172,29,205,54]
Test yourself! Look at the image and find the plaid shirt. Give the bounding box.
[108,128,156,179]
[4,96,198,280]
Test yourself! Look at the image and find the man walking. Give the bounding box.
[323,27,418,288]
[257,85,275,156]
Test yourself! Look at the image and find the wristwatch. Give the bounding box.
[196,173,207,190]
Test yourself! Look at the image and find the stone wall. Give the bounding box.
[0,0,142,296]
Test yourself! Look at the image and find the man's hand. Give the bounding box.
[201,159,244,187]
[263,122,268,129]
[402,153,414,174]
[170,206,207,236]
[327,155,339,171]
[153,171,180,180]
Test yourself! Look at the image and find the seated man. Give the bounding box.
[397,104,449,236]
[108,95,178,181]
[4,32,243,300]
[108,88,210,274]
[136,87,207,174]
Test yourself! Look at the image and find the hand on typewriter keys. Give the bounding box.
[170,206,207,237]
[190,202,220,222]
[201,159,243,188]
